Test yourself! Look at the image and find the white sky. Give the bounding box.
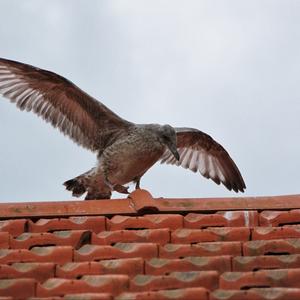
[0,0,300,202]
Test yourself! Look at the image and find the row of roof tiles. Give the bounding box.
[0,191,300,299]
[3,208,300,237]
[1,254,300,279]
[1,237,300,263]
[3,226,300,248]
[2,273,300,298]
[1,287,300,300]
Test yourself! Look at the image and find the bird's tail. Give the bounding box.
[63,168,112,200]
[64,178,86,197]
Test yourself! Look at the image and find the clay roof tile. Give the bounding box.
[0,189,300,299]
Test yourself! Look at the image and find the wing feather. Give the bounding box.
[0,58,132,152]
[190,150,199,172]
[160,127,246,192]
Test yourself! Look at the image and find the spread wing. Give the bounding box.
[160,127,246,192]
[0,58,132,152]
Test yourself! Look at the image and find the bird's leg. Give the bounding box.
[133,174,144,190]
[135,178,141,190]
[104,175,129,194]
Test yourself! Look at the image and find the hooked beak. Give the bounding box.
[169,144,180,161]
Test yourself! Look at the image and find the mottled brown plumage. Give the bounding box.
[0,58,246,199]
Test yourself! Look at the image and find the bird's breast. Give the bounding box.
[100,132,165,185]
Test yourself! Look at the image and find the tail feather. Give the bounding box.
[63,179,86,197]
[63,171,112,200]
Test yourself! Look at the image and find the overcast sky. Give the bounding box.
[0,1,300,202]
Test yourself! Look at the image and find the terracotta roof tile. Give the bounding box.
[232,254,300,272]
[0,219,27,237]
[10,230,91,249]
[184,210,259,228]
[0,233,9,249]
[129,271,218,292]
[145,256,231,275]
[56,258,144,279]
[31,295,113,300]
[0,278,36,298]
[171,227,250,243]
[259,209,300,227]
[0,246,73,265]
[252,227,300,240]
[243,238,300,256]
[159,241,242,258]
[28,216,106,233]
[37,275,129,297]
[64,294,113,300]
[210,288,300,300]
[0,190,300,298]
[116,287,209,300]
[107,215,183,231]
[220,268,300,289]
[0,262,55,282]
[92,228,170,245]
[75,243,158,261]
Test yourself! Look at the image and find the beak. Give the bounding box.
[169,144,180,161]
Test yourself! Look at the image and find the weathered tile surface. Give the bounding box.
[0,191,299,299]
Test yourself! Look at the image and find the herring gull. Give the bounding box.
[0,58,246,199]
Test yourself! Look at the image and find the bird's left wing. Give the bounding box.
[160,127,246,192]
[0,58,132,152]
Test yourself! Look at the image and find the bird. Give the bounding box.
[0,58,246,200]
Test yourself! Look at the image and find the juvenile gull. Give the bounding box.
[0,58,246,199]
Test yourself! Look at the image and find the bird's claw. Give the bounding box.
[113,184,129,194]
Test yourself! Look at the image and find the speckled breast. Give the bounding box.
[101,131,166,185]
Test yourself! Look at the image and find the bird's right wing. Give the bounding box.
[0,58,132,152]
[160,127,246,192]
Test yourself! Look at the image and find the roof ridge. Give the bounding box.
[0,190,300,219]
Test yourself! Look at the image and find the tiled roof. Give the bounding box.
[0,190,300,299]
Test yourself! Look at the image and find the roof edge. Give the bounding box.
[0,190,300,219]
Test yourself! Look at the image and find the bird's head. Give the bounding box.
[159,124,180,161]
